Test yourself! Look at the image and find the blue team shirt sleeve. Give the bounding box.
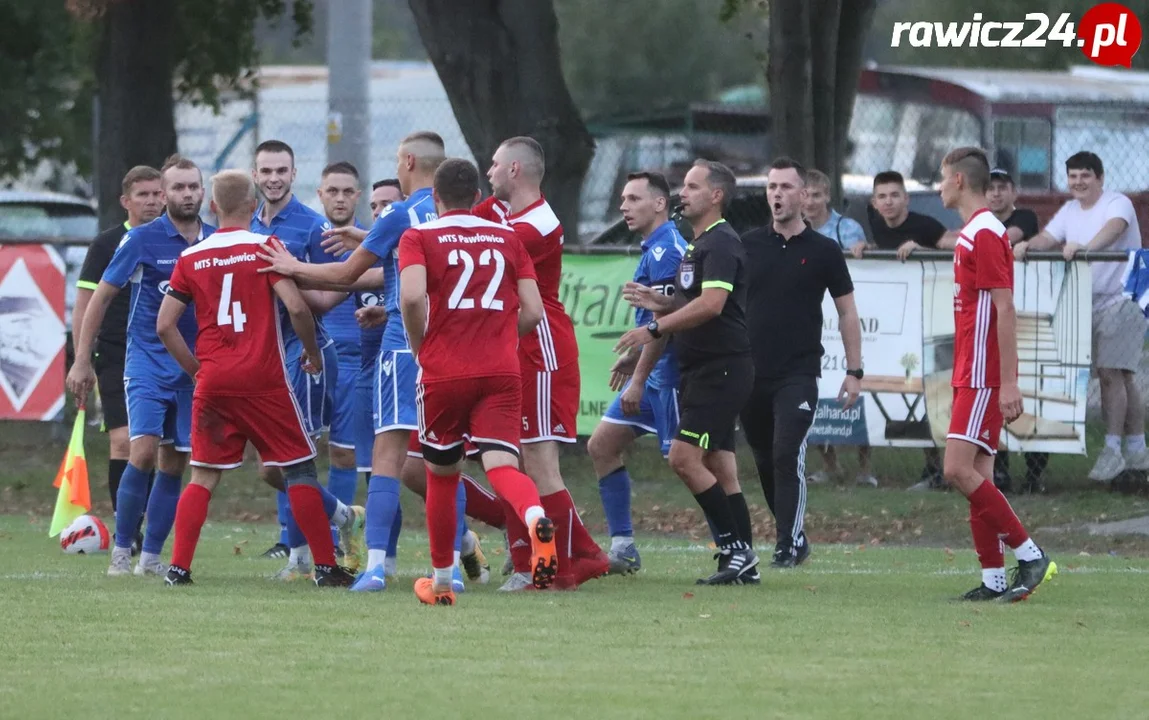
[306,217,336,265]
[648,241,685,286]
[360,205,407,261]
[100,229,144,288]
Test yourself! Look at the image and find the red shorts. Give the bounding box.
[417,375,521,454]
[406,432,480,459]
[521,362,579,444]
[191,390,316,469]
[947,387,1002,455]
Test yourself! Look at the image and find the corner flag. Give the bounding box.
[49,409,91,537]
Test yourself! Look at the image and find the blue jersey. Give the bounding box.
[1122,249,1149,317]
[325,220,369,359]
[250,195,334,348]
[360,187,437,351]
[102,214,215,388]
[634,221,687,387]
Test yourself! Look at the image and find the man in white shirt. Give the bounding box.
[1017,151,1149,481]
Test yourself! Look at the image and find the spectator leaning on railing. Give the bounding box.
[1016,151,1149,482]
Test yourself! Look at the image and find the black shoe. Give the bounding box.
[770,541,798,569]
[314,564,357,588]
[735,567,762,585]
[960,583,1004,601]
[262,542,290,559]
[794,533,811,566]
[131,532,143,558]
[165,565,193,586]
[1000,553,1058,603]
[696,547,759,585]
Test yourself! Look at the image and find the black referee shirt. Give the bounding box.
[742,223,854,380]
[674,219,750,367]
[77,222,132,352]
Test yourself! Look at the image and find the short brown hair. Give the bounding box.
[322,161,359,180]
[121,165,161,195]
[873,170,905,189]
[255,139,295,164]
[210,170,257,216]
[804,168,831,191]
[433,159,480,209]
[500,136,545,180]
[159,154,201,185]
[692,158,736,211]
[399,131,446,174]
[943,146,991,194]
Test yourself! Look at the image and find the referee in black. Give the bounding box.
[617,159,758,585]
[741,157,864,568]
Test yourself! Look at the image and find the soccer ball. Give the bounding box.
[60,515,111,554]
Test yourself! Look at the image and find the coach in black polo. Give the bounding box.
[741,157,864,568]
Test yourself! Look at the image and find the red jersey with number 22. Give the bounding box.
[168,229,291,396]
[952,209,1014,389]
[397,211,537,382]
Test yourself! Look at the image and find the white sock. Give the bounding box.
[1012,538,1042,562]
[384,555,397,576]
[1105,434,1122,452]
[982,568,1007,592]
[1125,434,1146,454]
[367,549,387,571]
[460,529,476,555]
[288,545,312,567]
[139,551,160,567]
[523,505,545,526]
[331,501,351,528]
[610,536,633,553]
[453,550,462,569]
[433,566,454,588]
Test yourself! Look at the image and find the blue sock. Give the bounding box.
[113,463,151,549]
[141,471,182,554]
[318,483,338,519]
[328,466,358,505]
[598,466,634,537]
[286,513,307,549]
[454,481,467,553]
[387,504,402,557]
[365,475,400,551]
[276,491,290,546]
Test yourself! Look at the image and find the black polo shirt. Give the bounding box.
[742,223,854,380]
[871,210,946,250]
[77,222,132,354]
[674,219,750,368]
[1003,207,1039,242]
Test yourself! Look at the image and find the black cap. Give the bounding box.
[989,167,1013,183]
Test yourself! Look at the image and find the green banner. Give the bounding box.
[559,253,642,435]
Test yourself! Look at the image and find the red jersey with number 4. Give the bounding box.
[474,196,578,371]
[952,209,1014,389]
[397,211,537,382]
[168,229,292,396]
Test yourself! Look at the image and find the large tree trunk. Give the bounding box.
[767,0,813,166]
[408,0,595,240]
[95,0,177,228]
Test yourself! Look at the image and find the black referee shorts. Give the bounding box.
[675,354,754,452]
[93,344,128,432]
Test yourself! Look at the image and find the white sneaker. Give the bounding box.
[856,473,879,488]
[134,558,167,576]
[274,558,314,582]
[1124,447,1149,471]
[497,572,533,592]
[1088,446,1126,482]
[107,547,133,577]
[807,471,832,484]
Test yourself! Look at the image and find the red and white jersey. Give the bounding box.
[168,228,292,396]
[474,196,578,371]
[397,210,537,383]
[952,209,1014,389]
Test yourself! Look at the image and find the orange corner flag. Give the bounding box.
[50,409,91,537]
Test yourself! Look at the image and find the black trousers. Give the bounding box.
[739,375,818,548]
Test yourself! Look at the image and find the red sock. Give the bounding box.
[170,483,211,571]
[486,466,542,520]
[501,497,532,573]
[462,474,506,529]
[425,469,460,570]
[540,490,574,576]
[968,480,1028,548]
[286,484,336,567]
[560,489,603,558]
[968,503,1004,569]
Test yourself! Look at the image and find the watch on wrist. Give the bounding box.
[846,368,864,380]
[646,320,662,339]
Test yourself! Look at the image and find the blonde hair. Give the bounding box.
[210,170,257,215]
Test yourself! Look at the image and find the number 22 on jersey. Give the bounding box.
[447,248,505,310]
[217,272,247,331]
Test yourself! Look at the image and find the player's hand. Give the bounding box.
[65,360,96,407]
[1000,382,1024,424]
[1062,241,1084,261]
[609,369,632,392]
[614,327,654,354]
[896,240,919,261]
[300,350,322,376]
[838,375,860,409]
[355,305,388,329]
[256,240,302,277]
[622,282,672,312]
[321,225,368,255]
[850,242,868,259]
[1013,240,1030,262]
[620,377,643,416]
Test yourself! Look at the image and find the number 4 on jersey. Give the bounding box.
[217,272,247,332]
[447,248,505,310]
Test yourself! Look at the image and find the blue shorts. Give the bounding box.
[329,355,361,449]
[602,378,680,457]
[124,377,193,451]
[373,349,418,434]
[287,341,339,438]
[354,366,375,472]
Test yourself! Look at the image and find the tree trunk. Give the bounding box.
[832,0,877,206]
[95,0,177,228]
[407,0,595,240]
[808,0,841,200]
[767,0,813,167]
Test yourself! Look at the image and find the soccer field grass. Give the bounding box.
[3,516,1148,720]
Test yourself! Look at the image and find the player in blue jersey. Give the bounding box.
[587,172,686,574]
[67,155,214,578]
[249,140,364,579]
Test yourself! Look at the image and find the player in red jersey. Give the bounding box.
[155,171,356,588]
[399,158,557,605]
[474,137,609,591]
[939,147,1056,603]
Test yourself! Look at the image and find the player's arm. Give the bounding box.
[399,264,428,356]
[991,287,1023,422]
[273,277,323,374]
[517,277,543,337]
[1068,217,1129,256]
[295,266,385,292]
[156,292,200,381]
[73,232,115,346]
[302,289,351,316]
[257,238,378,287]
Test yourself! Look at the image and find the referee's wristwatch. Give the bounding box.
[646,320,662,339]
[846,367,864,380]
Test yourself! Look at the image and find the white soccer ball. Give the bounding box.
[60,515,111,554]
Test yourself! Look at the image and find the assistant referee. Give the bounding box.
[740,157,864,568]
[617,159,758,586]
